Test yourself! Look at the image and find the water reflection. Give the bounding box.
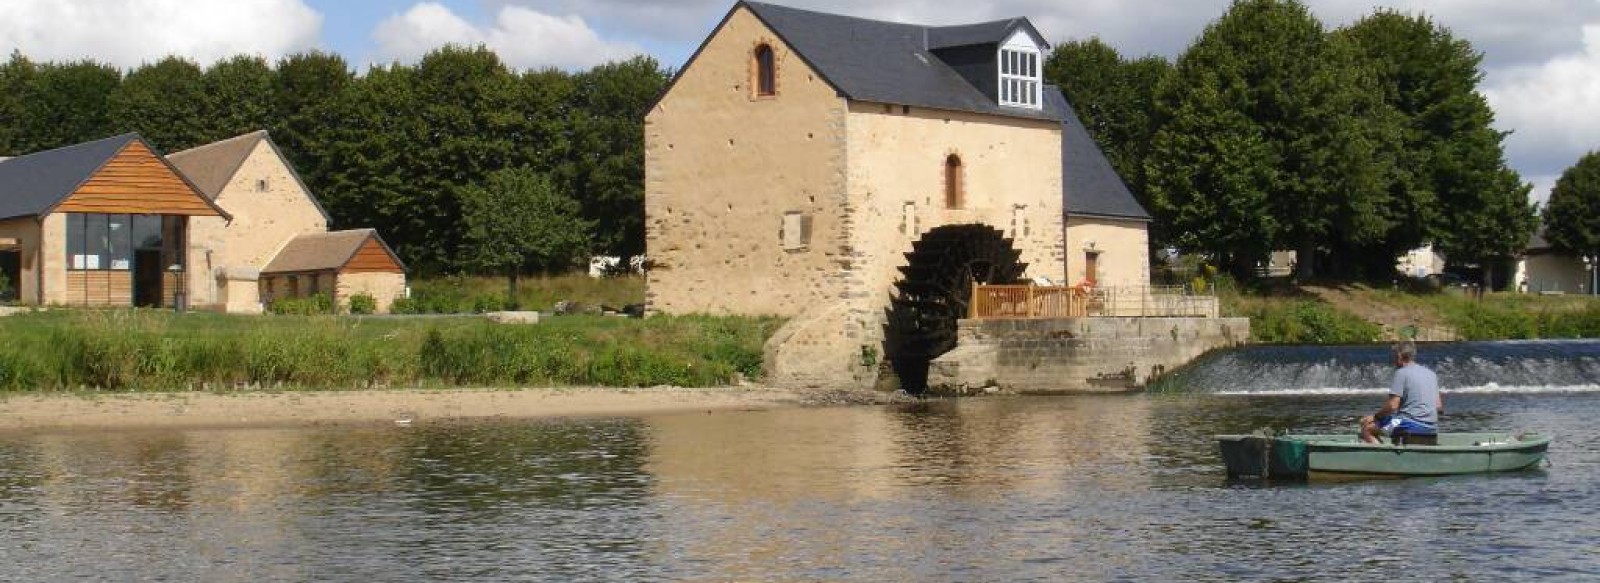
[0,390,1594,581]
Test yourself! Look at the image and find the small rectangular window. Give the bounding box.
[107,214,131,270]
[67,214,86,270]
[781,211,811,251]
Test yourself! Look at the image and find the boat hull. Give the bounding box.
[1217,432,1551,479]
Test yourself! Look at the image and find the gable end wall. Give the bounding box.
[645,5,849,316]
[188,140,330,308]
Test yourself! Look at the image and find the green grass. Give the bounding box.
[396,274,645,314]
[1215,278,1382,344]
[1371,289,1600,340]
[1213,276,1600,344]
[0,309,781,392]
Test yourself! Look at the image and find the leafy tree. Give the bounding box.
[317,62,421,268]
[0,52,35,154]
[271,51,353,202]
[459,167,593,299]
[406,45,524,270]
[1146,0,1399,279]
[561,56,668,258]
[1544,151,1600,264]
[200,55,275,141]
[512,68,575,174]
[5,58,120,153]
[110,56,207,151]
[1340,11,1536,282]
[1045,39,1171,214]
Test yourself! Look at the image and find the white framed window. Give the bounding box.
[998,47,1041,109]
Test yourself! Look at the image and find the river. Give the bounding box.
[1,341,1598,581]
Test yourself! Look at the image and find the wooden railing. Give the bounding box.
[968,285,1089,319]
[969,284,1219,320]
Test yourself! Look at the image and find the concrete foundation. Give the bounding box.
[929,317,1250,394]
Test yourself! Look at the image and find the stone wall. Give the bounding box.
[644,5,849,318]
[336,271,407,314]
[929,317,1250,394]
[189,140,329,308]
[1063,216,1148,287]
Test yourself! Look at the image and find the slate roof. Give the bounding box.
[738,2,1065,122]
[926,18,1043,50]
[0,134,140,221]
[167,131,268,199]
[262,229,401,274]
[1051,88,1151,221]
[167,130,332,222]
[1527,227,1554,252]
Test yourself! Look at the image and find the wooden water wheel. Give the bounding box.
[884,224,1026,393]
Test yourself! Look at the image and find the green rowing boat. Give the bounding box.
[1217,432,1551,479]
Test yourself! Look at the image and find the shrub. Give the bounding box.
[471,293,510,313]
[348,293,377,315]
[268,293,335,316]
[389,296,418,314]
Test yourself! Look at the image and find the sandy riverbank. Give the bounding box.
[0,386,899,432]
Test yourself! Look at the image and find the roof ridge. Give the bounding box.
[167,129,268,158]
[1,133,140,162]
[743,1,922,30]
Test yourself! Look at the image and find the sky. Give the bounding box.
[1,0,1596,205]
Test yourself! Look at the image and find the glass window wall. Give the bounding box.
[66,213,179,271]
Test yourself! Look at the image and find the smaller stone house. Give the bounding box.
[168,130,408,313]
[259,229,407,312]
[1517,229,1593,294]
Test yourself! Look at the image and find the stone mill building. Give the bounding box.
[645,1,1152,389]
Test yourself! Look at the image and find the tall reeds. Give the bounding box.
[0,310,780,392]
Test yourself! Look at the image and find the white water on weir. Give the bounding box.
[1160,339,1600,395]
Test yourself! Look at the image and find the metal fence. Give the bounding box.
[969,284,1218,319]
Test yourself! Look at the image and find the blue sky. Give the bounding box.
[1,0,1597,201]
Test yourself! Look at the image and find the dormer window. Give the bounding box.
[754,44,776,97]
[998,46,1041,109]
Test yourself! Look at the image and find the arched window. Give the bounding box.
[755,44,776,97]
[944,154,964,209]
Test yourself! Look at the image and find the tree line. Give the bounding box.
[0,0,1576,287]
[0,47,666,276]
[1047,0,1538,284]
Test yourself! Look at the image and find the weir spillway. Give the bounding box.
[1160,339,1600,394]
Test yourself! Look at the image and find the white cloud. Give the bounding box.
[0,0,321,68]
[371,3,644,70]
[1484,25,1600,202]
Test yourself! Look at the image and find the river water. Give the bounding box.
[2,343,1598,581]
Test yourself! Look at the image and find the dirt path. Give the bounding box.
[1301,284,1458,341]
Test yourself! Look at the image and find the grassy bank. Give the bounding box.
[1215,280,1383,344]
[396,274,645,314]
[0,310,779,392]
[1370,290,1600,340]
[1218,277,1600,344]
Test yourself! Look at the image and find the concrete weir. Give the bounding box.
[928,317,1250,394]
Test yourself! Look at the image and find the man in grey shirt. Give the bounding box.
[1360,341,1443,443]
